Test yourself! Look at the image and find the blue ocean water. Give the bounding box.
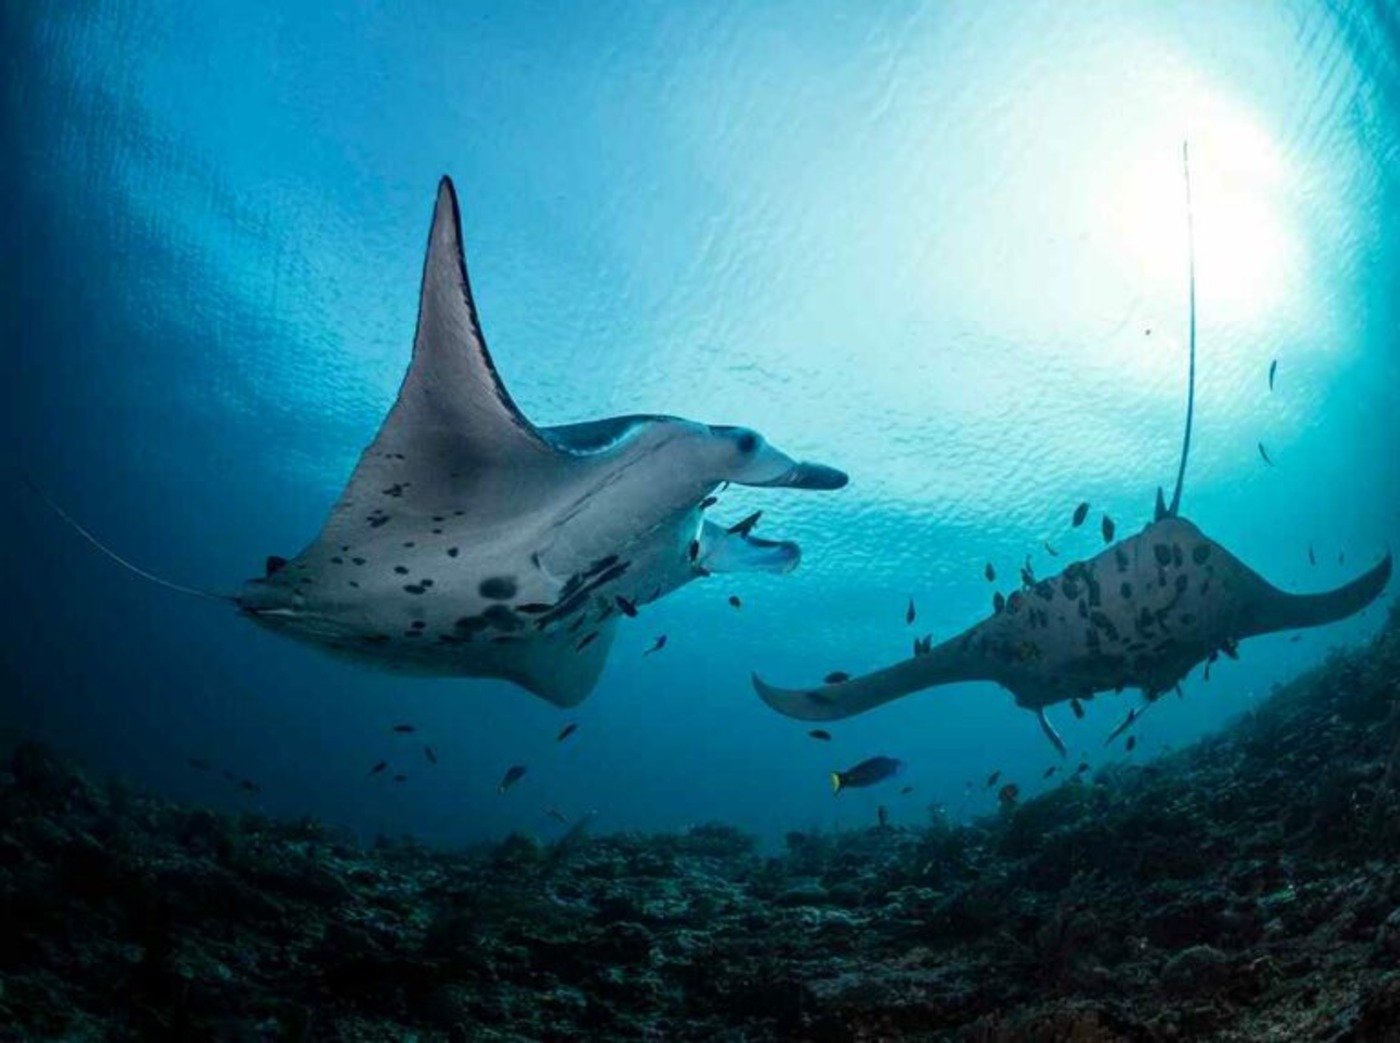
[2,0,1397,849]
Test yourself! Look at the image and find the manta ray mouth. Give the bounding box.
[752,462,849,491]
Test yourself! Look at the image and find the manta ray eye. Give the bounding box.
[736,432,758,454]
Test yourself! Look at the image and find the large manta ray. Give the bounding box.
[45,177,847,707]
[752,148,1391,753]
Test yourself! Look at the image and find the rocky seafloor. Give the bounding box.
[4,610,1400,1041]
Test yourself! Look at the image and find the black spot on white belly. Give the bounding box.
[479,576,518,600]
[455,616,490,638]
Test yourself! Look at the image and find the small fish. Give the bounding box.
[368,760,388,776]
[391,723,416,734]
[913,635,933,657]
[688,540,700,562]
[808,729,832,741]
[615,595,638,618]
[1073,761,1090,777]
[424,745,438,765]
[186,757,211,772]
[998,783,1019,807]
[1020,558,1035,587]
[1308,543,1316,566]
[644,635,667,656]
[985,770,1001,789]
[1043,541,1059,557]
[576,632,599,651]
[906,598,916,625]
[727,511,763,536]
[993,591,1006,613]
[1101,514,1116,544]
[239,779,259,793]
[900,785,914,795]
[877,805,889,828]
[1258,442,1274,467]
[1042,765,1058,779]
[498,764,527,794]
[545,806,569,825]
[728,595,742,609]
[1125,736,1137,752]
[823,671,850,684]
[699,496,718,509]
[830,755,904,794]
[556,722,578,743]
[1070,698,1085,720]
[984,562,996,582]
[1072,501,1090,527]
[393,773,408,783]
[1268,358,1278,391]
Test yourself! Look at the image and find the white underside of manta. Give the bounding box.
[236,178,847,707]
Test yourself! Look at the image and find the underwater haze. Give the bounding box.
[3,0,1399,850]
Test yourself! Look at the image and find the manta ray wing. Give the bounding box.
[493,619,620,707]
[312,177,565,550]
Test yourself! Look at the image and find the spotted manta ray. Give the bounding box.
[44,177,847,708]
[752,146,1391,753]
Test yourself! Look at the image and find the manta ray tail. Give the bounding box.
[1166,140,1197,519]
[24,477,230,604]
[1247,553,1392,636]
[752,633,987,722]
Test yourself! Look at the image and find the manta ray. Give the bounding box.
[47,177,847,707]
[752,147,1391,753]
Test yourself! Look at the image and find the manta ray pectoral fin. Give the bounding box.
[396,177,554,464]
[1245,553,1393,636]
[497,621,620,708]
[699,521,800,575]
[312,177,565,547]
[1035,707,1067,758]
[753,633,988,722]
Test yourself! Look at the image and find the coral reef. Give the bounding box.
[3,606,1400,1040]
